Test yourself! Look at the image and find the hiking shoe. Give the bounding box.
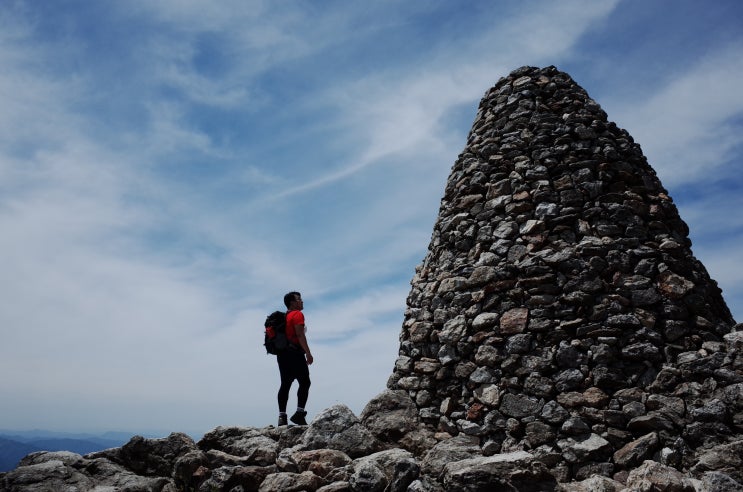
[290,410,307,425]
[278,414,288,426]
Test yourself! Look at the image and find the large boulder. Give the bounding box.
[442,450,557,491]
[95,432,198,477]
[349,448,420,492]
[301,404,384,458]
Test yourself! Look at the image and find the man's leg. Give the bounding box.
[290,354,311,425]
[276,354,294,425]
[296,371,311,410]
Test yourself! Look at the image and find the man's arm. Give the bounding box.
[295,324,314,365]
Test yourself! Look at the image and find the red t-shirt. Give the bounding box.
[286,310,305,346]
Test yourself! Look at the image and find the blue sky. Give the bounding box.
[1,0,742,438]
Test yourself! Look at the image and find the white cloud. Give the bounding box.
[606,42,743,188]
[277,1,621,198]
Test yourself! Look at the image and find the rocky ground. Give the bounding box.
[2,390,742,491]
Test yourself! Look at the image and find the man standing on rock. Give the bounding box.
[277,291,313,426]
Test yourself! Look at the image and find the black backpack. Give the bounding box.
[264,311,288,354]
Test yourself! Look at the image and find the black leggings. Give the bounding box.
[277,350,311,413]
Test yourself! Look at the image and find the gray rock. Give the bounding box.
[691,440,743,484]
[621,342,661,361]
[557,433,611,463]
[556,342,585,368]
[438,315,467,343]
[699,471,743,492]
[472,312,500,330]
[1,454,95,491]
[198,426,282,466]
[198,465,272,492]
[691,398,728,422]
[258,470,324,492]
[500,393,542,418]
[293,448,352,478]
[612,432,659,468]
[560,417,590,436]
[301,404,384,458]
[525,421,557,448]
[555,369,584,392]
[173,449,210,487]
[556,475,623,491]
[350,449,419,492]
[541,400,570,425]
[443,451,557,491]
[473,384,501,406]
[103,432,198,477]
[474,346,501,371]
[420,435,481,476]
[469,366,496,384]
[505,333,533,354]
[317,481,353,492]
[623,460,695,492]
[360,389,419,443]
[627,412,674,434]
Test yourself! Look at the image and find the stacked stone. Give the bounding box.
[388,65,741,481]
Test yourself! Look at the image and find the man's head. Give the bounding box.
[284,291,302,310]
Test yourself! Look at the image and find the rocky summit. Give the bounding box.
[2,66,742,491]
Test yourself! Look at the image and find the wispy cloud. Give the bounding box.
[606,42,743,188]
[275,0,621,198]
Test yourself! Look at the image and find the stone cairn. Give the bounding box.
[387,65,742,482]
[3,66,742,491]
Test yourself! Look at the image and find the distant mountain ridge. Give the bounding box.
[0,429,136,442]
[0,438,39,474]
[0,430,133,472]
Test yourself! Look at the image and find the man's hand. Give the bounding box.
[306,354,314,365]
